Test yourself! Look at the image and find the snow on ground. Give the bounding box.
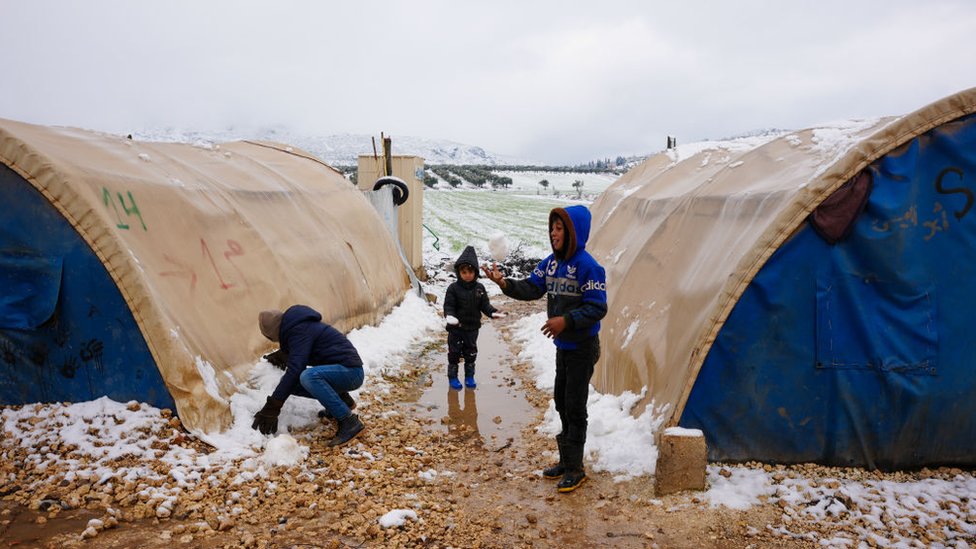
[1,290,446,523]
[199,290,442,452]
[706,465,976,546]
[378,508,418,528]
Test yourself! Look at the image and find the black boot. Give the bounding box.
[543,435,565,479]
[317,392,357,419]
[328,413,364,447]
[557,442,586,493]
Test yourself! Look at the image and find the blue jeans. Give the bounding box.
[298,364,364,420]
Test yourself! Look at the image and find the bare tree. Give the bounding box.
[572,179,584,199]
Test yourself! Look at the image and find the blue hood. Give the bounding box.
[549,204,592,259]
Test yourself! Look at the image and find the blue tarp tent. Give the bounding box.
[0,162,173,410]
[590,88,976,469]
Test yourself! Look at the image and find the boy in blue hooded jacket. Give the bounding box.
[483,205,607,493]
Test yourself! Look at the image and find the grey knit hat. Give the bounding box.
[258,310,283,342]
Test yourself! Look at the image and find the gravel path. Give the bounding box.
[1,298,973,548]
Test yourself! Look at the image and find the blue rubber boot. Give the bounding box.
[449,377,463,390]
[465,376,477,389]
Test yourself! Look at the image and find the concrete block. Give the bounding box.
[654,427,707,496]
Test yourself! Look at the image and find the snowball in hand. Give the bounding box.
[488,232,509,262]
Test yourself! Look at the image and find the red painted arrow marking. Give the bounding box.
[159,253,198,291]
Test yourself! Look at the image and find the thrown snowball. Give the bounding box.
[488,232,509,262]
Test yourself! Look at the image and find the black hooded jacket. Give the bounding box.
[444,246,497,331]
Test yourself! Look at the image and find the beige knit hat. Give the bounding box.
[258,310,283,342]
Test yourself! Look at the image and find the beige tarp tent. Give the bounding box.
[588,87,976,429]
[0,118,409,434]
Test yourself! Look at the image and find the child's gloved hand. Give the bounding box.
[262,349,288,370]
[251,396,283,435]
[491,312,506,319]
[445,315,459,326]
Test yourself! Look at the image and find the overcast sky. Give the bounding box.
[2,1,975,165]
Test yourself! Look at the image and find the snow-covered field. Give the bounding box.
[422,171,616,265]
[424,189,579,260]
[3,180,976,547]
[495,170,620,194]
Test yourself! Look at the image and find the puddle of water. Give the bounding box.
[0,501,101,546]
[408,323,536,445]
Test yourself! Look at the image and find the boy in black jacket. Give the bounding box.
[443,246,502,390]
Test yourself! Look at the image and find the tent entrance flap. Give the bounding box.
[0,253,62,330]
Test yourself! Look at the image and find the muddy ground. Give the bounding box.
[0,297,847,548]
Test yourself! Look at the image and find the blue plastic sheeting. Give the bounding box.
[0,253,62,329]
[680,113,976,469]
[0,164,175,411]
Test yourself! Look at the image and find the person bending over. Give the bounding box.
[252,305,365,447]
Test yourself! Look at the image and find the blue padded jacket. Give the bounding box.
[502,205,607,349]
[271,305,363,402]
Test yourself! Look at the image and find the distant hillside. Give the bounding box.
[128,126,792,170]
[130,126,526,166]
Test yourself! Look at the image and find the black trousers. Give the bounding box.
[554,336,600,446]
[447,328,479,378]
